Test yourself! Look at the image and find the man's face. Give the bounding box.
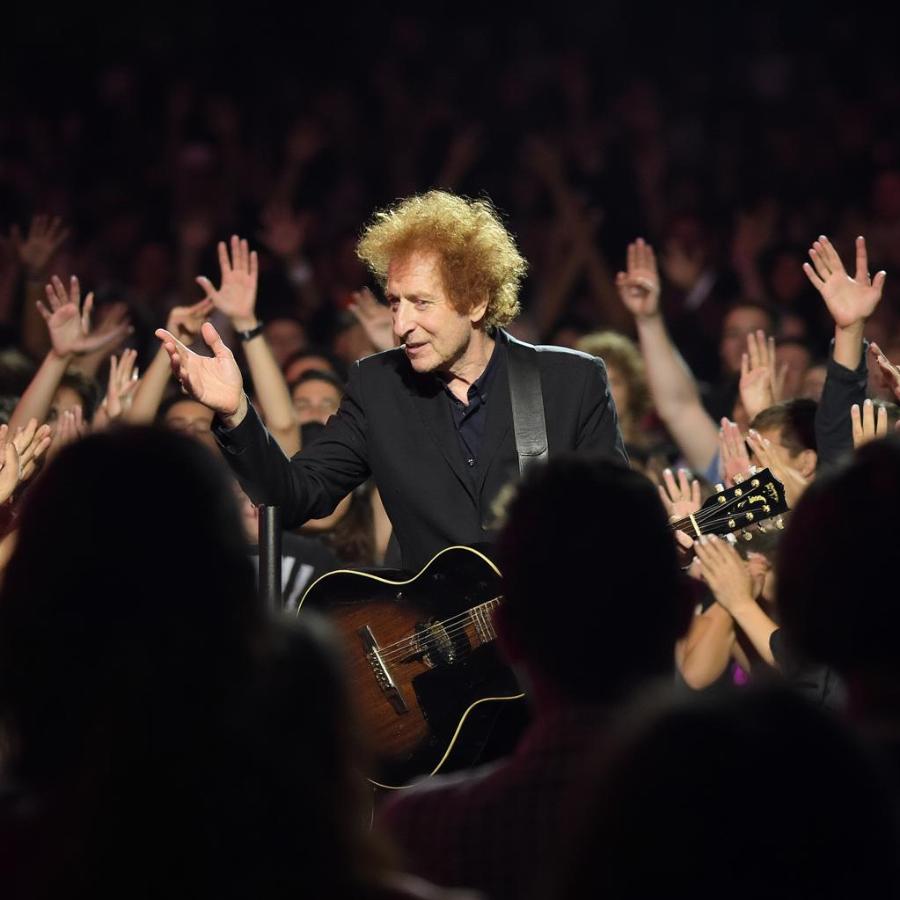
[720,307,773,375]
[386,250,483,375]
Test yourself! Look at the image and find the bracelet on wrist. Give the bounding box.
[237,322,264,342]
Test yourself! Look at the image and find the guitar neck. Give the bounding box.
[468,597,502,647]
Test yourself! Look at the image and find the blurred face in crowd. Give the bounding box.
[163,399,216,451]
[387,250,488,376]
[292,378,342,425]
[49,385,83,424]
[720,306,774,376]
[264,319,308,368]
[775,343,812,400]
[769,253,807,303]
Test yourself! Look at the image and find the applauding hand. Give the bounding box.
[695,535,755,615]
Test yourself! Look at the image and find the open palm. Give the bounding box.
[196,235,258,327]
[616,238,660,319]
[38,276,128,357]
[155,322,244,416]
[802,235,885,328]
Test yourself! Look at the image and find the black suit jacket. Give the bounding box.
[215,330,626,571]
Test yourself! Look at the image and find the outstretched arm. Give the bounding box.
[197,236,299,456]
[617,239,719,472]
[805,236,886,466]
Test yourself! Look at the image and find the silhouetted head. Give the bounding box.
[495,456,691,705]
[0,426,261,783]
[553,685,900,900]
[777,434,900,696]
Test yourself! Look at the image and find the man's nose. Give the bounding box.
[393,300,412,340]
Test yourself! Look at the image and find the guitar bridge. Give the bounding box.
[358,625,409,715]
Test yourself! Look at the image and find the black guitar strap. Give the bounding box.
[506,341,549,476]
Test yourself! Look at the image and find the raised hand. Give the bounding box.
[196,235,259,330]
[658,467,701,520]
[11,215,70,278]
[802,235,885,329]
[851,399,892,447]
[739,330,783,421]
[746,428,808,509]
[0,426,20,504]
[11,418,51,483]
[166,297,215,345]
[155,321,245,419]
[719,418,753,487]
[37,276,130,358]
[695,535,755,615]
[47,406,87,461]
[869,343,900,402]
[348,287,395,352]
[616,238,660,320]
[104,349,140,421]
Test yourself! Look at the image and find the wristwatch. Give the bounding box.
[237,322,264,342]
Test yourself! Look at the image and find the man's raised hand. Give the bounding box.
[616,238,660,320]
[196,235,259,330]
[166,297,215,345]
[802,235,885,329]
[37,275,130,358]
[155,321,245,420]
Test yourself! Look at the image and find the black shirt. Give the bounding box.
[440,339,504,478]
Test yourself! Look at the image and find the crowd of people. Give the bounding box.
[2,8,900,898]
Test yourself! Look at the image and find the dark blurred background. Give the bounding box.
[3,3,898,371]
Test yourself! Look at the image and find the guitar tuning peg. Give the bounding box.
[715,483,725,493]
[742,531,754,542]
[775,516,785,530]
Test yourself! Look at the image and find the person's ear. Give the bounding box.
[468,293,490,327]
[796,448,817,479]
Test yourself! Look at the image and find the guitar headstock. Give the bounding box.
[671,469,789,541]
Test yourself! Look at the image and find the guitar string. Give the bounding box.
[375,603,502,664]
[373,603,502,665]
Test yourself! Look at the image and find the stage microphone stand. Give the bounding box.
[258,505,282,614]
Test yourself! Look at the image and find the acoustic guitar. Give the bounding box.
[298,469,788,789]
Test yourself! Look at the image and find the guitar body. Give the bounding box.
[298,546,525,789]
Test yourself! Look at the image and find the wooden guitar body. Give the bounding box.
[298,546,525,789]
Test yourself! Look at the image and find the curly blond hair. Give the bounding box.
[356,191,526,329]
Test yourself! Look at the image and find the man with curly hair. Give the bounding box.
[157,191,625,571]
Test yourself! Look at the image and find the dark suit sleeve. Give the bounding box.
[213,362,371,527]
[815,339,868,470]
[574,356,629,464]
